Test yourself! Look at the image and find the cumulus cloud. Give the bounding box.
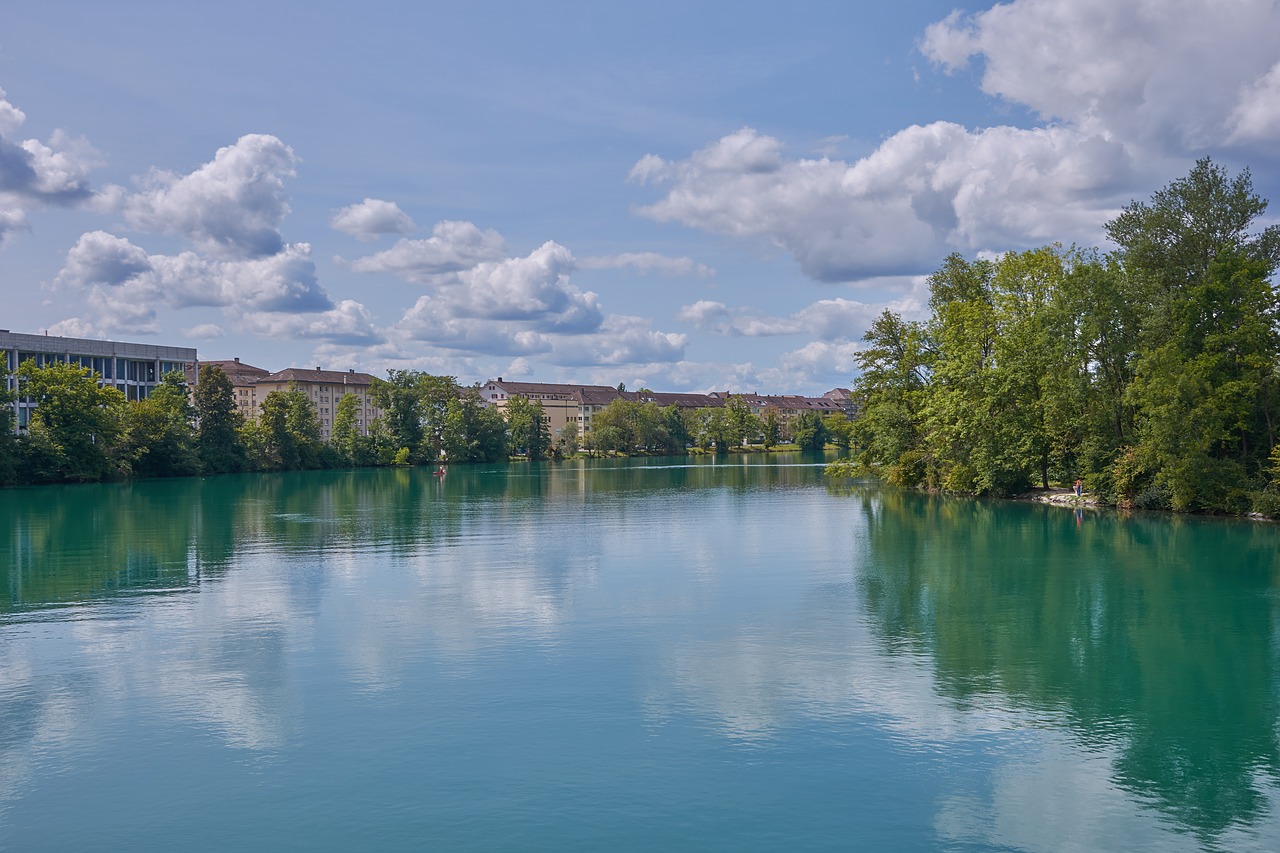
[0,87,109,247]
[920,0,1280,152]
[549,314,687,366]
[330,198,417,241]
[677,300,734,335]
[579,251,715,278]
[392,240,607,355]
[50,231,361,339]
[234,299,383,346]
[1228,61,1280,145]
[346,220,506,281]
[680,286,927,342]
[183,323,224,339]
[633,125,1131,282]
[448,242,601,331]
[123,134,298,258]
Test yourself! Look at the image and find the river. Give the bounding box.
[2,455,1279,850]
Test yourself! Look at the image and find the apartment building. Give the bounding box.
[2,330,197,431]
[253,367,383,439]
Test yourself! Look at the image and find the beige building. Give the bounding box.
[254,367,383,440]
[481,380,733,440]
[191,360,383,440]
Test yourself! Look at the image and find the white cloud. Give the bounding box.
[234,299,383,346]
[330,198,417,241]
[346,220,506,281]
[1228,61,1280,144]
[392,239,605,354]
[548,314,687,366]
[677,300,733,334]
[633,125,1131,282]
[183,323,224,339]
[920,0,1280,152]
[0,87,108,248]
[447,242,601,331]
[679,285,927,343]
[123,133,298,259]
[580,251,715,278]
[397,297,554,356]
[50,231,366,340]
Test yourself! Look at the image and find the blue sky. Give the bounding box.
[3,0,1280,394]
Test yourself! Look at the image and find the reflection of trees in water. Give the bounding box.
[0,468,483,612]
[857,489,1280,839]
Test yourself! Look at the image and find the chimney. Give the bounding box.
[234,356,240,363]
[497,377,503,382]
[349,368,355,373]
[315,366,321,371]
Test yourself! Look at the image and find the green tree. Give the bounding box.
[850,310,932,485]
[332,392,368,465]
[792,410,830,451]
[370,370,424,461]
[16,359,126,483]
[822,413,853,450]
[194,365,246,474]
[505,395,551,460]
[724,395,759,447]
[247,386,323,471]
[696,407,734,454]
[415,373,460,462]
[762,407,782,450]
[441,387,507,462]
[122,370,200,478]
[554,423,580,457]
[1108,160,1280,510]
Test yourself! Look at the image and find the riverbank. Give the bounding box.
[1017,487,1101,508]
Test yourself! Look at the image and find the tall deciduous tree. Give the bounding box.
[504,395,551,460]
[194,365,246,474]
[850,310,931,485]
[441,387,507,462]
[1109,160,1280,510]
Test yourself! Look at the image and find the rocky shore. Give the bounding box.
[1017,488,1100,507]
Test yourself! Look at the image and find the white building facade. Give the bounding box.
[1,330,197,432]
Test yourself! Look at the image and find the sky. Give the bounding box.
[2,0,1279,395]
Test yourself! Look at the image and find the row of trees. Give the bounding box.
[836,159,1280,513]
[578,395,852,455]
[0,365,531,486]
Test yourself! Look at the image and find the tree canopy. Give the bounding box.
[840,159,1280,514]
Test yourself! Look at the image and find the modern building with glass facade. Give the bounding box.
[1,330,197,431]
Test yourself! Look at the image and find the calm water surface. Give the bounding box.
[3,455,1280,851]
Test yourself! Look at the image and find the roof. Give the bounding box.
[188,359,271,386]
[632,391,723,409]
[258,367,378,385]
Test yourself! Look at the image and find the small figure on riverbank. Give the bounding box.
[1073,478,1083,498]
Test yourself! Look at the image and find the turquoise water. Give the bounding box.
[3,456,1280,850]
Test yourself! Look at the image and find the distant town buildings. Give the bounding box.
[481,378,851,440]
[3,329,849,443]
[2,330,196,432]
[188,360,383,439]
[253,367,382,439]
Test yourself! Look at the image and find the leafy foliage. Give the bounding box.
[840,159,1280,514]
